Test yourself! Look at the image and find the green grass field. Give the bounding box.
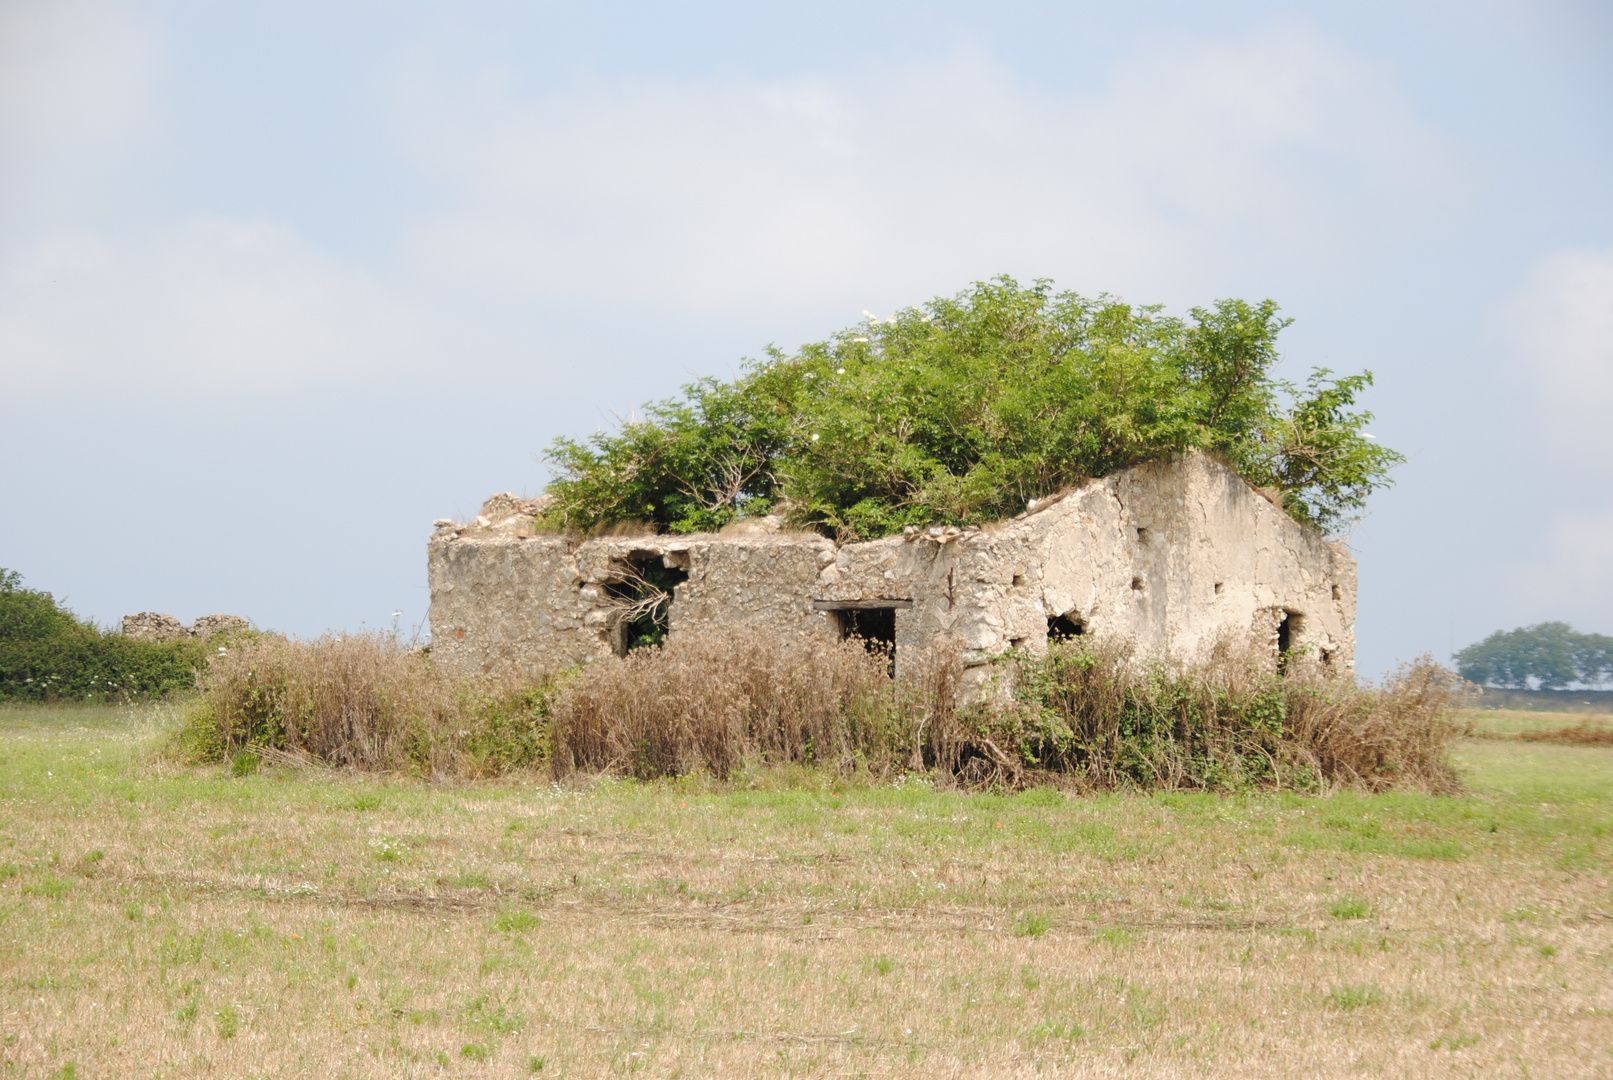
[0,703,1609,1078]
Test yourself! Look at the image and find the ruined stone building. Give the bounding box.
[426,452,1355,686]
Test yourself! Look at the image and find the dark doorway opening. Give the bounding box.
[1047,613,1085,643]
[606,554,689,656]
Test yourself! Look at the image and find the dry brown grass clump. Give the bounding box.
[549,628,941,779]
[1513,721,1613,746]
[1284,656,1468,792]
[179,633,550,777]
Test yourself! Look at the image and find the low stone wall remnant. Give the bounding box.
[121,612,251,641]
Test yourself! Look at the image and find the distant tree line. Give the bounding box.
[0,568,212,702]
[1454,622,1613,690]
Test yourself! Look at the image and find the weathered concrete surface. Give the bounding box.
[427,453,1355,682]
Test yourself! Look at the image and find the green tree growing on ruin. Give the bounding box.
[540,277,1403,540]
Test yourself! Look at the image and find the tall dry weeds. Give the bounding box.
[1284,656,1468,793]
[179,628,1464,793]
[180,633,550,777]
[548,628,925,779]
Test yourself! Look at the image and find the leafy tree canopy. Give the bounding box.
[1455,622,1613,690]
[540,277,1403,540]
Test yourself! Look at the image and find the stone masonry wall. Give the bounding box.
[426,452,1355,683]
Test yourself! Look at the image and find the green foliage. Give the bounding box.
[980,639,1293,790]
[540,278,1401,539]
[958,637,1463,794]
[0,568,214,702]
[1455,622,1613,689]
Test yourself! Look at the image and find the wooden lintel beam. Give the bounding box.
[811,599,915,611]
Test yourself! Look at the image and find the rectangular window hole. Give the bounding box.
[834,608,896,674]
[1331,584,1342,601]
[1131,576,1145,591]
[1136,527,1149,544]
[606,555,689,657]
[1214,582,1224,596]
[1012,573,1025,587]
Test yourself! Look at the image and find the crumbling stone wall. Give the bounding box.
[427,523,840,676]
[121,612,250,641]
[122,612,187,642]
[426,452,1355,683]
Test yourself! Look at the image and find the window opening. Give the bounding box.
[1214,581,1224,596]
[1047,613,1085,643]
[834,607,896,674]
[1275,610,1304,674]
[606,553,689,656]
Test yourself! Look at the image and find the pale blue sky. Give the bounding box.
[2,0,1610,676]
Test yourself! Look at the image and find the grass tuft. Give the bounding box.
[1013,911,1051,938]
[1329,897,1373,921]
[1325,983,1384,1010]
[492,910,542,934]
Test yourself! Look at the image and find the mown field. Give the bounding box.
[0,703,1609,1078]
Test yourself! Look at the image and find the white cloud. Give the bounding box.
[0,217,427,392]
[0,0,155,143]
[1496,245,1613,624]
[388,20,1464,319]
[1507,505,1613,622]
[0,1,161,228]
[0,17,1467,395]
[1510,245,1613,450]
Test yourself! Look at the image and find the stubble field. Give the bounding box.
[0,703,1609,1078]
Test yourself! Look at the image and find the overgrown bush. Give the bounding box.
[178,633,553,778]
[956,638,1465,793]
[542,278,1403,539]
[0,568,212,702]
